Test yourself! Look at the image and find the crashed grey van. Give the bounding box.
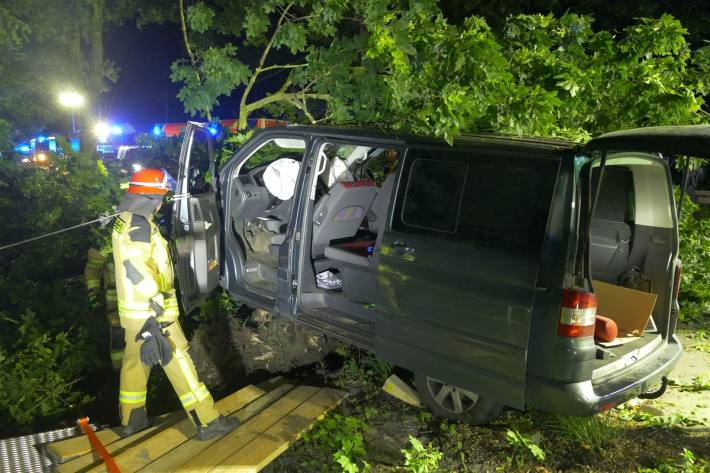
[171,124,705,423]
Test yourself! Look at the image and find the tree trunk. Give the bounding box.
[88,0,105,96]
[66,25,82,87]
[82,0,104,153]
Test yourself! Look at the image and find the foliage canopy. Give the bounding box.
[0,148,120,432]
[171,1,710,143]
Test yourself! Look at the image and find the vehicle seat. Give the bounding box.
[367,173,396,233]
[312,181,377,258]
[319,176,396,301]
[323,157,353,188]
[589,167,634,282]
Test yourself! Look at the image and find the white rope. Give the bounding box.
[0,212,120,252]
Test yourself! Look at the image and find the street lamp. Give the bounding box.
[58,91,85,133]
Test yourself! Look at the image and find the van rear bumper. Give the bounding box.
[525,336,682,416]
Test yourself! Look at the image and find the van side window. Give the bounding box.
[401,159,467,233]
[394,148,559,256]
[188,130,212,194]
[457,154,559,255]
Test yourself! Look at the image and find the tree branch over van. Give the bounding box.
[171,0,344,126]
[171,1,710,143]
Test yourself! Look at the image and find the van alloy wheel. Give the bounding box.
[425,377,480,414]
[414,372,503,424]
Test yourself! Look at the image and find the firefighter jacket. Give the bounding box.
[112,210,179,322]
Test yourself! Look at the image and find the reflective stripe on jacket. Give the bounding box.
[112,211,176,321]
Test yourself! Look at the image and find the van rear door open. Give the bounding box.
[585,124,710,219]
[581,124,710,347]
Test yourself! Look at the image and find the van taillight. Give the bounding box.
[673,262,682,301]
[558,288,597,338]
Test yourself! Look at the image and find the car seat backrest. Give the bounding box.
[367,173,396,233]
[312,181,377,258]
[589,166,634,281]
[323,157,353,188]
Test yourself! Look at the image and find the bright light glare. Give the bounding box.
[95,122,110,141]
[37,135,47,143]
[35,153,47,162]
[111,125,123,135]
[152,125,162,136]
[58,91,84,107]
[132,163,143,172]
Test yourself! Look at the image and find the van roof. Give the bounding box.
[276,125,576,153]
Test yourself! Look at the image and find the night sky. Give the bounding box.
[101,22,285,134]
[102,23,190,130]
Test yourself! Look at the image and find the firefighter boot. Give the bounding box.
[195,415,240,441]
[120,406,152,438]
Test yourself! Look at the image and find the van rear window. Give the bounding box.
[394,148,560,256]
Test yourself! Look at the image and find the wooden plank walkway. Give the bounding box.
[47,383,347,473]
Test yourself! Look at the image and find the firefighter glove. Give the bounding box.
[135,317,172,367]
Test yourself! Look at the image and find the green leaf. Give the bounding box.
[187,2,215,33]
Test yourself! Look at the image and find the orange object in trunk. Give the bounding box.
[594,315,618,342]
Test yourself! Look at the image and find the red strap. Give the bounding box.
[78,417,121,473]
[340,180,375,188]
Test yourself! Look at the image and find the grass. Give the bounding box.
[678,377,710,393]
[262,345,710,473]
[553,414,616,450]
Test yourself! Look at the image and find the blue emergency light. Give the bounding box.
[208,123,220,136]
[152,124,163,136]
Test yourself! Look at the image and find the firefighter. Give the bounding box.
[84,245,124,371]
[112,168,239,440]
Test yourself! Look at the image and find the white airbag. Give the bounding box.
[263,158,300,200]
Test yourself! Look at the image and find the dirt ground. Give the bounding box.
[646,330,710,424]
[262,329,710,473]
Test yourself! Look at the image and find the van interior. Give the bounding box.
[587,153,676,377]
[225,138,394,314]
[227,137,307,295]
[294,141,399,322]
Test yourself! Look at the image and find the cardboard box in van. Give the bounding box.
[593,280,657,337]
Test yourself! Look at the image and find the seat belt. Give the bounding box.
[77,417,121,473]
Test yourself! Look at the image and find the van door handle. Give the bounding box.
[391,240,415,256]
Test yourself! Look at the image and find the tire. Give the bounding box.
[414,372,503,425]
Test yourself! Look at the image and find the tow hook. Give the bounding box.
[638,376,669,400]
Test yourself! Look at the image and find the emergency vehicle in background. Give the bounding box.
[153,118,287,138]
[12,117,288,166]
[14,134,82,165]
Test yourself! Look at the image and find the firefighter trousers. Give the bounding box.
[118,318,220,428]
